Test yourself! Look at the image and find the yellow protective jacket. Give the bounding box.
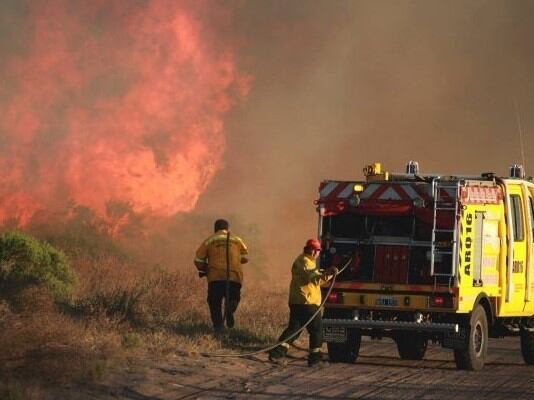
[194,230,249,284]
[288,253,331,306]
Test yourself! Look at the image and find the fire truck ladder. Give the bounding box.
[430,179,460,287]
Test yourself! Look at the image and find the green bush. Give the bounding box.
[0,231,76,302]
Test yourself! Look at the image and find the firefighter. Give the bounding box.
[268,238,338,367]
[194,219,249,333]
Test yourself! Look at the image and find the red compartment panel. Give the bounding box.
[374,245,410,284]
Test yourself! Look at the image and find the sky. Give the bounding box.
[1,0,534,280]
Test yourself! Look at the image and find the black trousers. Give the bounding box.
[207,280,241,328]
[270,304,323,357]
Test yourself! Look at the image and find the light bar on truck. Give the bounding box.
[406,160,419,174]
[510,164,525,178]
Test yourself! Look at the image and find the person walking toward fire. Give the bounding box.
[268,238,338,367]
[194,219,249,333]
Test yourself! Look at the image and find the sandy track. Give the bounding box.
[52,337,534,400]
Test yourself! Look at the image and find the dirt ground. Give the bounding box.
[48,336,534,400]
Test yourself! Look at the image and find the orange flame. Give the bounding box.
[0,0,250,225]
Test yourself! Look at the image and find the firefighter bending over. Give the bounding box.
[194,219,249,333]
[268,239,337,367]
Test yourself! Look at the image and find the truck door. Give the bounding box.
[525,187,534,311]
[505,185,528,314]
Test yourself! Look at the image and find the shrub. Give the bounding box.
[0,231,76,302]
[73,283,148,322]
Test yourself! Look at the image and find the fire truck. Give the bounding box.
[318,162,534,370]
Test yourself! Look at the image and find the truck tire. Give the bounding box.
[453,304,488,370]
[395,332,427,360]
[520,329,534,365]
[327,329,361,363]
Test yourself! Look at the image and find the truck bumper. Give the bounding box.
[323,318,459,338]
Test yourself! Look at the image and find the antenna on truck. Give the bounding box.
[514,97,527,173]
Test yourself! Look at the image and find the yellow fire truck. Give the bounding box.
[318,162,534,370]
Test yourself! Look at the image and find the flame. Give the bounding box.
[0,0,250,225]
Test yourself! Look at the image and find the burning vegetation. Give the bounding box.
[0,1,261,396]
[0,0,250,226]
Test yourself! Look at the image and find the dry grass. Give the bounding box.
[0,286,122,399]
[0,239,292,399]
[69,248,290,354]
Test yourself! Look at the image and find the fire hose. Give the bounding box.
[222,230,231,325]
[197,256,353,358]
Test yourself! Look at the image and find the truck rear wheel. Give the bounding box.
[395,332,427,360]
[520,329,534,364]
[327,329,361,363]
[454,304,488,370]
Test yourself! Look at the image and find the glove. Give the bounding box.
[195,262,208,278]
[325,267,339,276]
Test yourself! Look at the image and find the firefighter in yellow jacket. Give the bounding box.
[194,219,248,332]
[268,238,337,367]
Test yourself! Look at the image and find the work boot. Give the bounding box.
[308,352,326,367]
[268,354,288,366]
[308,359,328,368]
[268,345,288,366]
[213,324,225,335]
[226,312,235,328]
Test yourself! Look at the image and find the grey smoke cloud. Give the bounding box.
[2,1,533,279]
[197,0,534,275]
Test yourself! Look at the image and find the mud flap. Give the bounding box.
[324,326,347,343]
[442,327,468,350]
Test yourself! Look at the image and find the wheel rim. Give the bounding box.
[474,322,483,355]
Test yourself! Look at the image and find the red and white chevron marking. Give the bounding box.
[318,181,434,203]
[460,186,503,204]
[360,183,433,202]
[318,181,356,201]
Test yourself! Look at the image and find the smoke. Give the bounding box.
[2,1,534,280]
[0,0,250,225]
[196,0,534,274]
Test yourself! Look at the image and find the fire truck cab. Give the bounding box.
[318,162,534,370]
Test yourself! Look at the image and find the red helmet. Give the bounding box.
[305,238,322,251]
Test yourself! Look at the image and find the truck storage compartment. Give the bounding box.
[374,245,410,284]
[321,212,453,284]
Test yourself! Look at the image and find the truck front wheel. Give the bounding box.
[395,332,427,360]
[520,329,534,364]
[454,304,488,370]
[327,329,361,363]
